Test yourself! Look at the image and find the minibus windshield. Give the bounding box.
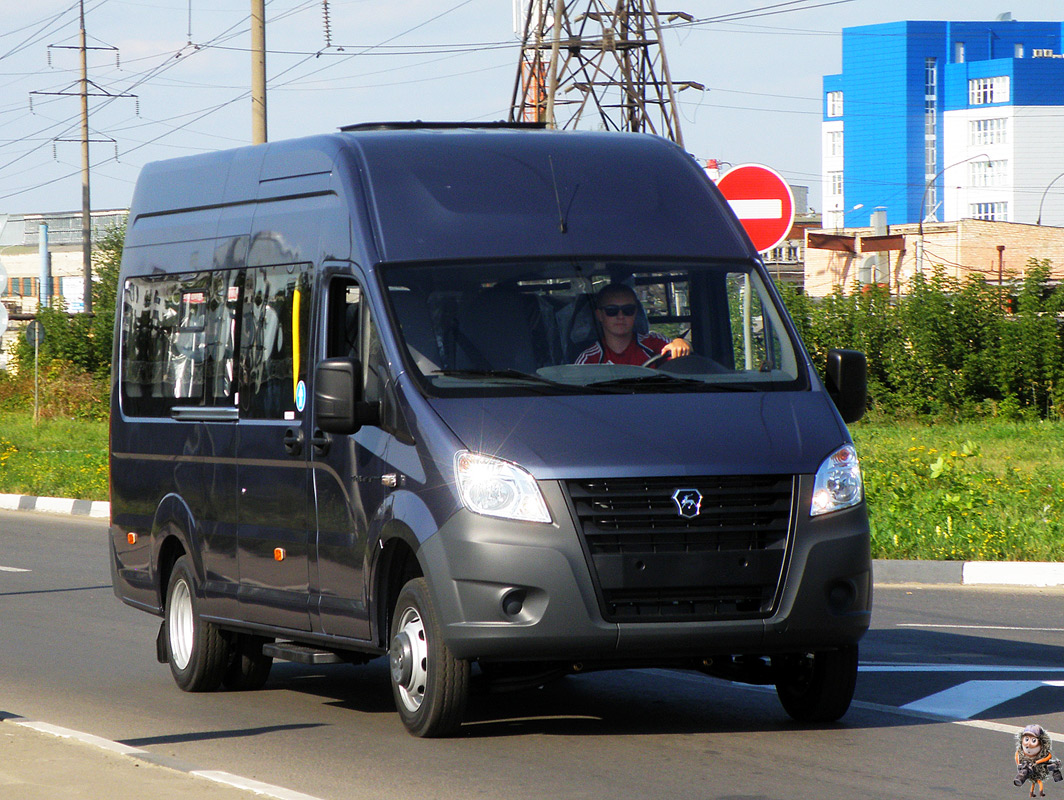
[382,260,807,396]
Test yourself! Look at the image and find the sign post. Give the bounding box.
[25,320,45,425]
[716,163,796,254]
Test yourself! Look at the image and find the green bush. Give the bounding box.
[780,258,1064,419]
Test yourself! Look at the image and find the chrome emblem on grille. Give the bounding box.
[672,488,702,518]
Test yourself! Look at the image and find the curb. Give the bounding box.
[0,493,110,519]
[875,558,1064,588]
[1,493,1062,587]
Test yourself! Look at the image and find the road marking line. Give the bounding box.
[192,770,327,800]
[901,679,1052,718]
[860,664,1064,673]
[642,668,1064,740]
[15,720,146,756]
[0,565,30,573]
[897,623,1064,632]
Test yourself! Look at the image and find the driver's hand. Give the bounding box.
[662,338,692,359]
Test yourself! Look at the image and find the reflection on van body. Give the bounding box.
[109,124,870,738]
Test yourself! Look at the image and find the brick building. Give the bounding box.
[804,218,1064,296]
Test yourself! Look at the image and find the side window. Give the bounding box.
[726,272,783,372]
[239,264,312,420]
[120,270,239,417]
[324,277,390,417]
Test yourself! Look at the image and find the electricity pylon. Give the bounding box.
[509,0,701,147]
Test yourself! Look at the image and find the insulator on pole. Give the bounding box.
[322,0,332,49]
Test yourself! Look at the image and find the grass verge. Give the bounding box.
[852,416,1064,562]
[0,412,108,501]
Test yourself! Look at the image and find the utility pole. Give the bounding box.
[251,0,267,144]
[510,0,700,146]
[79,0,91,313]
[31,1,134,315]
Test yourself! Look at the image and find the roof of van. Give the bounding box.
[125,126,756,264]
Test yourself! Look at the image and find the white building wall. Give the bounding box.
[942,107,1014,222]
[1012,106,1064,226]
[944,106,1064,226]
[821,120,844,228]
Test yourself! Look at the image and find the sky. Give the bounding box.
[0,0,1061,217]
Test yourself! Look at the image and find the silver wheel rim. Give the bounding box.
[168,577,194,670]
[389,606,428,713]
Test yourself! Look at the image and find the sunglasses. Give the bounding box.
[599,303,637,317]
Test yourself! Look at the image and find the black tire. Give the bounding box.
[773,644,858,723]
[164,555,230,692]
[388,577,470,737]
[223,635,273,691]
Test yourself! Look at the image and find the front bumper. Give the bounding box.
[424,479,871,663]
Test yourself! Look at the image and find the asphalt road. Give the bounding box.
[2,509,1063,800]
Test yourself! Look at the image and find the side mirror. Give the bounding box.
[314,357,383,434]
[314,358,360,434]
[825,349,866,424]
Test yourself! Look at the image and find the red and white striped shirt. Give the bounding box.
[574,331,670,366]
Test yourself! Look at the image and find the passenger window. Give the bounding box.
[239,264,312,420]
[120,270,240,416]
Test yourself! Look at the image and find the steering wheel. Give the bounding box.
[641,352,671,369]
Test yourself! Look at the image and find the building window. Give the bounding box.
[955,42,965,63]
[969,76,1010,105]
[969,118,1008,145]
[1015,43,1024,58]
[826,91,843,117]
[970,159,1008,187]
[828,130,843,157]
[970,202,1008,221]
[829,171,844,196]
[924,56,937,219]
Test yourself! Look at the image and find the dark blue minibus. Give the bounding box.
[109,123,870,737]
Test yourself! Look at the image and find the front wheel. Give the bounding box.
[773,644,858,723]
[388,577,470,737]
[164,555,230,692]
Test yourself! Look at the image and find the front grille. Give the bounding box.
[565,475,795,622]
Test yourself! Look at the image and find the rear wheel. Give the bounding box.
[773,644,858,723]
[223,635,273,691]
[164,555,229,692]
[388,577,470,737]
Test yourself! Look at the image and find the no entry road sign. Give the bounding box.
[716,163,796,253]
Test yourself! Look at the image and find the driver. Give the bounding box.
[574,283,692,366]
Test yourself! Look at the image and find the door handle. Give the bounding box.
[310,428,330,456]
[283,427,304,457]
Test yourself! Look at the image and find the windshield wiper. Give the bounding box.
[590,373,758,392]
[430,369,618,393]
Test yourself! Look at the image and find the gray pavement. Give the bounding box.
[3,493,1064,798]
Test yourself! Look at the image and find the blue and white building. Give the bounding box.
[822,19,1064,229]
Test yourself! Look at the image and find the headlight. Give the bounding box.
[810,444,863,516]
[454,451,551,523]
